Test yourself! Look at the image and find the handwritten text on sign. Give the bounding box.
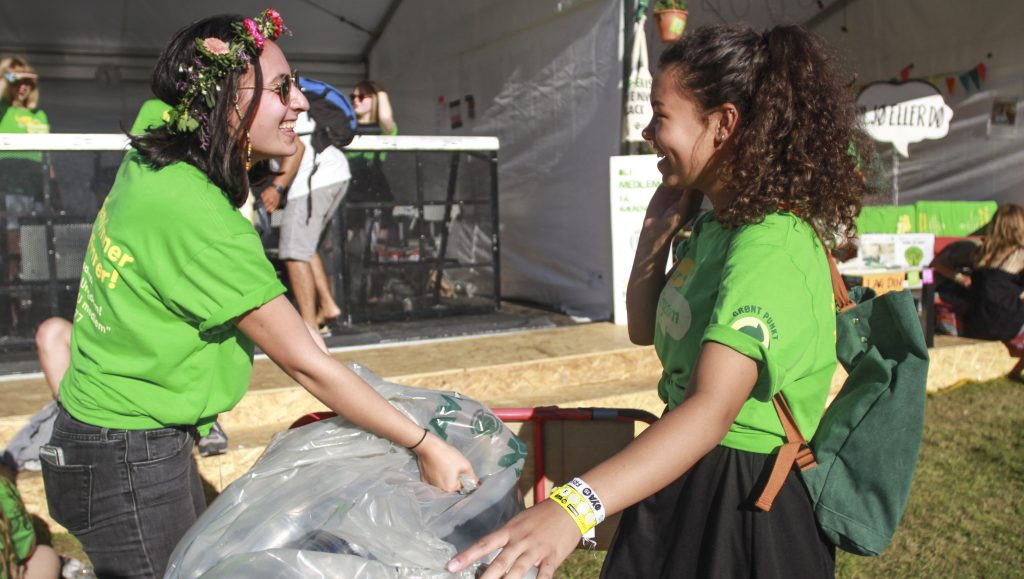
[858,81,953,158]
[861,273,906,296]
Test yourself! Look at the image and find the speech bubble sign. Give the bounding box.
[858,81,953,157]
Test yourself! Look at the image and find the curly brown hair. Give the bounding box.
[660,24,880,237]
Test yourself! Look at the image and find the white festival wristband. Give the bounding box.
[567,477,606,525]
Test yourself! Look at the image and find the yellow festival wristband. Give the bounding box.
[549,477,605,538]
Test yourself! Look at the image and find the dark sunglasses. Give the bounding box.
[242,71,297,105]
[350,92,367,102]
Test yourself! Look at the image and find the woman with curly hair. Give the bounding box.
[448,24,876,579]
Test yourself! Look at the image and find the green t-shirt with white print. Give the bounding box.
[59,151,285,435]
[654,211,837,454]
[0,103,49,162]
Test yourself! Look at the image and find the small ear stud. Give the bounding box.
[715,130,726,144]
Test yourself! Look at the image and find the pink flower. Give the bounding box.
[264,9,284,38]
[243,18,265,51]
[202,37,230,56]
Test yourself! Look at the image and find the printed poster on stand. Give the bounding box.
[609,155,661,325]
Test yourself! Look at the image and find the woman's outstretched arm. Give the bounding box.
[448,341,757,579]
[236,295,477,492]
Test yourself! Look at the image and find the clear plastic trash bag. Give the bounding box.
[165,364,528,578]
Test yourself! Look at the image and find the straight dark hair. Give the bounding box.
[129,14,263,207]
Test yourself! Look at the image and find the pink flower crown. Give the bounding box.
[164,8,287,143]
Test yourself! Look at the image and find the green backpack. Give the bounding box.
[755,246,930,556]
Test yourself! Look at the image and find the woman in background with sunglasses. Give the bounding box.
[345,80,399,303]
[40,12,475,579]
[351,80,396,138]
[0,56,48,140]
[0,57,51,331]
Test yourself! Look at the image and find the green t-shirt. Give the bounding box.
[655,211,837,454]
[1,477,35,571]
[345,122,398,162]
[59,151,286,434]
[0,103,49,162]
[129,99,171,134]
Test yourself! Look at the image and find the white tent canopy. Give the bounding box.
[2,1,1020,319]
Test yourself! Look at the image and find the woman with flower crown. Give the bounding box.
[38,11,477,578]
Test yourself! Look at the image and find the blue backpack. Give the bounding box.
[296,76,357,153]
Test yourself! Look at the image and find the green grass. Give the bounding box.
[834,377,1023,579]
[557,377,1024,578]
[47,378,1023,578]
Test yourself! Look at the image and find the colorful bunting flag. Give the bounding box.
[959,73,972,93]
[895,58,987,97]
[968,68,982,90]
[900,63,914,82]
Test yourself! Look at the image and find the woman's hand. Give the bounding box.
[643,186,702,238]
[626,187,702,344]
[412,432,478,493]
[237,296,478,494]
[447,499,580,578]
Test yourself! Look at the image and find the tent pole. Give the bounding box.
[891,146,899,206]
[361,0,404,63]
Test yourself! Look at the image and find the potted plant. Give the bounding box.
[653,0,688,43]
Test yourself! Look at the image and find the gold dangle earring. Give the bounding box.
[244,134,253,172]
[233,102,253,172]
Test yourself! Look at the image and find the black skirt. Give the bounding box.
[600,445,835,579]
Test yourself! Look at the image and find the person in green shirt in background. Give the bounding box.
[39,11,475,579]
[0,56,50,157]
[0,56,51,334]
[345,80,399,303]
[0,56,50,211]
[450,24,879,579]
[1,477,60,579]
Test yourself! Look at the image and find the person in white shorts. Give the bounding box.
[269,111,350,330]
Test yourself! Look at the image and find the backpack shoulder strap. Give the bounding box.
[754,222,847,511]
[754,394,816,511]
[822,238,854,312]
